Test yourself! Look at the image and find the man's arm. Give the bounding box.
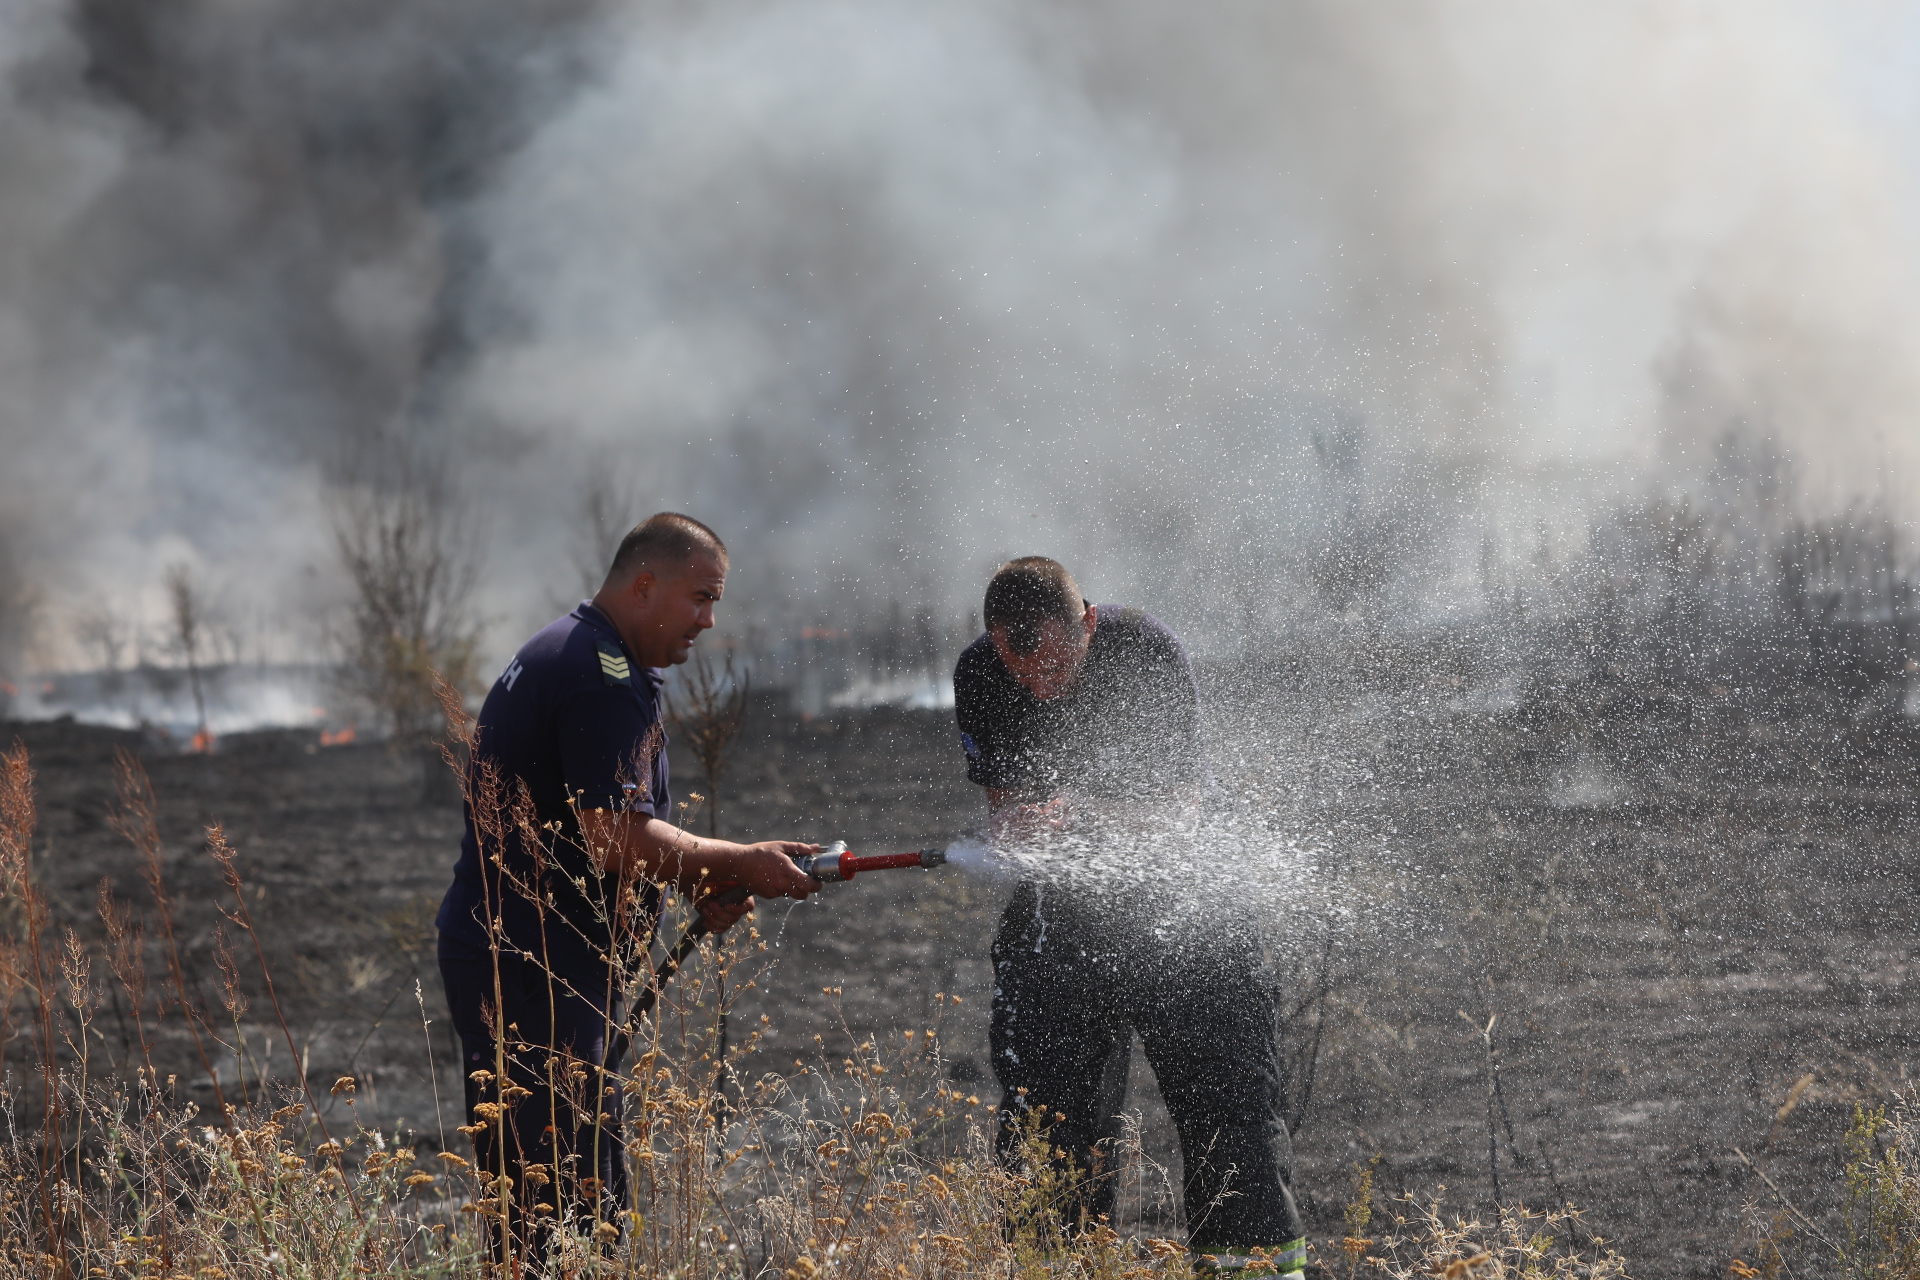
[958,649,1034,810]
[577,809,818,930]
[555,685,817,928]
[959,648,1065,834]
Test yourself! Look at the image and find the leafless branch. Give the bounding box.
[330,464,483,747]
[667,647,750,839]
[164,565,209,742]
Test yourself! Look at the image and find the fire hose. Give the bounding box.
[630,841,947,1019]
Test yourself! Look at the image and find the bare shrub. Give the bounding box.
[1796,1098,1920,1277]
[567,466,640,602]
[163,565,211,746]
[331,467,483,746]
[1345,1196,1629,1279]
[73,606,128,673]
[668,647,751,840]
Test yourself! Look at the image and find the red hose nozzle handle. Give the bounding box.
[799,842,947,883]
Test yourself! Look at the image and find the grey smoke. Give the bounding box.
[2,0,1916,678]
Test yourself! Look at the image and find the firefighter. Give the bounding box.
[953,556,1307,1276]
[435,512,819,1270]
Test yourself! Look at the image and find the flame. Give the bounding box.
[320,725,357,747]
[188,728,216,754]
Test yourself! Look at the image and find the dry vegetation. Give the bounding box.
[330,472,482,748]
[669,650,752,842]
[0,700,1671,1280]
[12,454,1920,1276]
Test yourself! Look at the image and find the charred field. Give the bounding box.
[7,640,1919,1278]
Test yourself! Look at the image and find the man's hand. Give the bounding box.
[693,881,754,933]
[690,842,818,935]
[733,842,822,899]
[989,794,1073,842]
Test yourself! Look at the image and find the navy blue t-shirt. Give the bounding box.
[952,604,1208,806]
[436,602,670,992]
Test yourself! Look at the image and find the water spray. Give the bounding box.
[633,840,948,1017]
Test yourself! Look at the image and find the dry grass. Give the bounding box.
[1727,1096,1920,1279]
[0,728,1215,1279]
[0,722,1662,1279]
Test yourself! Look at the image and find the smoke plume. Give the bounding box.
[2,0,1917,678]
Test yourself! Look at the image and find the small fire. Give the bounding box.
[320,725,357,747]
[188,728,216,754]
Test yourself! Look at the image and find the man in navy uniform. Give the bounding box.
[437,512,819,1265]
[953,556,1306,1276]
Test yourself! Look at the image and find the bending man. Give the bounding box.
[953,556,1306,1275]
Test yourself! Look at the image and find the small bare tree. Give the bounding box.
[75,606,132,723]
[667,647,751,839]
[75,606,127,674]
[566,467,640,602]
[164,565,210,746]
[332,469,483,750]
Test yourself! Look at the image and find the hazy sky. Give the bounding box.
[3,0,1919,672]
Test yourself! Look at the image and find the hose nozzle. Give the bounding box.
[798,841,853,883]
[799,841,947,884]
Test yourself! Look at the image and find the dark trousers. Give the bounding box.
[438,937,627,1268]
[990,882,1304,1251]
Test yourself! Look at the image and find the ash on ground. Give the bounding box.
[8,674,1918,1278]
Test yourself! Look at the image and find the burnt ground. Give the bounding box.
[6,689,1920,1278]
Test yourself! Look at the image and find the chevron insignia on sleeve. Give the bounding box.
[596,643,633,686]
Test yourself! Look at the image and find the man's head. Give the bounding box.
[592,513,729,668]
[984,557,1096,701]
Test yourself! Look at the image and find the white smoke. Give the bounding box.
[2,0,1918,676]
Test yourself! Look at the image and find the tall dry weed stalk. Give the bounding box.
[665,647,752,1090]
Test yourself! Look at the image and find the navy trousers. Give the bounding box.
[990,882,1304,1251]
[438,937,627,1267]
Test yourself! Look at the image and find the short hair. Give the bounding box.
[607,512,728,581]
[984,557,1084,656]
